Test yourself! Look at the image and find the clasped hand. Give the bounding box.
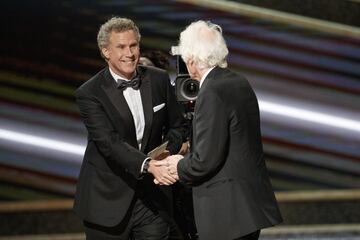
[148,155,183,185]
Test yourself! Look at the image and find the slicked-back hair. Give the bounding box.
[97,17,141,58]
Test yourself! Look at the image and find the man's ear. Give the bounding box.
[187,59,196,75]
[101,48,110,60]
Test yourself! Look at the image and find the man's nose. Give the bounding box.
[124,47,133,56]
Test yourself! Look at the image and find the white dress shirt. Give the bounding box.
[109,67,145,150]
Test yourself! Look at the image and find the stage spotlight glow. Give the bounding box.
[259,100,360,133]
[0,129,85,156]
[0,101,358,157]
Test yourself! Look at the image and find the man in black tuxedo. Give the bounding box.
[73,17,185,239]
[157,20,283,240]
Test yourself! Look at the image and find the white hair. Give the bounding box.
[178,20,228,69]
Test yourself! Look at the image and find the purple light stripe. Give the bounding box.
[227,36,360,75]
[229,55,360,92]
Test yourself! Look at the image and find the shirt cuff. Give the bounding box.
[140,157,151,174]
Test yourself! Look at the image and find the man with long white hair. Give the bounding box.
[157,20,283,240]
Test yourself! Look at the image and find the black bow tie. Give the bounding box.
[117,76,141,90]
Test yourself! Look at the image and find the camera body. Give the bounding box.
[175,55,199,102]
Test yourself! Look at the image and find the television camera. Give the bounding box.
[171,46,199,122]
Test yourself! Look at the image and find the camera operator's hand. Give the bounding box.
[178,141,190,155]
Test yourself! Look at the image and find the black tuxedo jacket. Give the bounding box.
[73,65,185,227]
[178,67,282,240]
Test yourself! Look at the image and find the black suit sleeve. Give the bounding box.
[76,88,146,179]
[177,89,229,185]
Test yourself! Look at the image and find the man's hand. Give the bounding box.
[153,155,183,184]
[178,141,190,155]
[148,159,178,185]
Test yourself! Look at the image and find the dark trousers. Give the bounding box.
[234,230,260,240]
[84,198,182,240]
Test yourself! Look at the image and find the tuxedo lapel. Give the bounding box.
[138,67,153,152]
[101,68,137,145]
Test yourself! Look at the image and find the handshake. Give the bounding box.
[148,154,184,185]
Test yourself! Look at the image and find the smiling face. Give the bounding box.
[101,30,140,79]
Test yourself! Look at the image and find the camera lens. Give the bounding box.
[180,78,199,100]
[184,81,198,97]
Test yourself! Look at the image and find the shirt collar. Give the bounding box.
[200,66,215,88]
[109,67,136,82]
